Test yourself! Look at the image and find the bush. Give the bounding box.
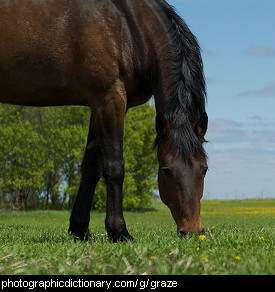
[0,102,157,210]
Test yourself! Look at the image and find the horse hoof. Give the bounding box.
[108,229,134,243]
[68,228,91,242]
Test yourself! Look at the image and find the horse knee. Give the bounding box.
[102,160,125,185]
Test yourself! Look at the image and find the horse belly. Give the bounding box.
[0,53,78,106]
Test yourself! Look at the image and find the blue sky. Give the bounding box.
[168,0,275,199]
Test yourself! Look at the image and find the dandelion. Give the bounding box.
[235,256,241,260]
[199,235,206,240]
[259,236,265,241]
[201,256,208,262]
[64,229,68,233]
[211,226,215,230]
[150,256,156,260]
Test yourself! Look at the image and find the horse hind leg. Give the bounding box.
[69,114,100,241]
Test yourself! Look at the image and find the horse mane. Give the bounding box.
[155,1,207,164]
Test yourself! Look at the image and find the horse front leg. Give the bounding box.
[69,115,100,241]
[96,82,133,242]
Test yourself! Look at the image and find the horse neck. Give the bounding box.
[149,2,206,121]
[152,52,178,115]
[150,30,178,114]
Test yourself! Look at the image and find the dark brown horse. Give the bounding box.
[0,0,208,241]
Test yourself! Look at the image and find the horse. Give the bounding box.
[0,0,208,242]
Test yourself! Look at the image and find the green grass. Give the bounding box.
[0,199,274,275]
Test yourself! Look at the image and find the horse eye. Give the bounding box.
[162,167,172,177]
[203,167,208,176]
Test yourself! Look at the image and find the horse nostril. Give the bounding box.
[179,229,204,237]
[199,228,205,235]
[179,231,187,237]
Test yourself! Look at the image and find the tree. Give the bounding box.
[0,105,90,210]
[0,106,46,210]
[38,106,89,209]
[0,102,157,210]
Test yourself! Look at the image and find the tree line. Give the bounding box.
[0,102,157,211]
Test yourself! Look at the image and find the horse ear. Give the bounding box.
[193,112,208,142]
[156,112,168,137]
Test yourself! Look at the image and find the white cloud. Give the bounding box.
[207,117,275,149]
[246,46,275,57]
[204,118,275,199]
[239,80,275,98]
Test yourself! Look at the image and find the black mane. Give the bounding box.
[156,1,207,164]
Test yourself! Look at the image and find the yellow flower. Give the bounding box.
[235,256,241,260]
[64,229,68,233]
[259,236,265,241]
[201,256,208,262]
[150,256,156,260]
[199,235,206,240]
[211,226,215,229]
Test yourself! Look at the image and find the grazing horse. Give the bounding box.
[0,0,208,241]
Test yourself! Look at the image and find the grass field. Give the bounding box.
[0,199,274,275]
